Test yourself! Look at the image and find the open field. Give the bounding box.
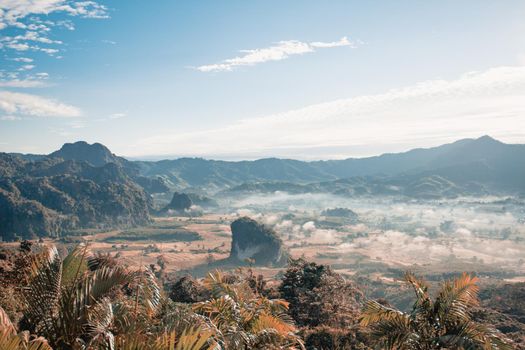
[33,193,524,286]
[3,194,520,293]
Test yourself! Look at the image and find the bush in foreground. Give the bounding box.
[361,272,512,349]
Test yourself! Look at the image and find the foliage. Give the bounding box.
[102,229,202,243]
[279,258,362,328]
[0,243,307,350]
[1,242,518,350]
[360,272,512,350]
[194,270,305,349]
[0,243,219,350]
[301,326,371,350]
[170,276,210,304]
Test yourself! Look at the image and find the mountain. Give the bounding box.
[47,141,169,194]
[49,141,127,167]
[309,136,524,184]
[135,157,336,191]
[222,174,485,199]
[136,136,525,194]
[0,153,151,241]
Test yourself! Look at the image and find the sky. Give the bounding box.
[0,0,525,160]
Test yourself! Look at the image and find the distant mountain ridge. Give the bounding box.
[8,136,525,194]
[133,135,525,193]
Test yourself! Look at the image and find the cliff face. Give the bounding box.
[229,217,288,266]
[0,188,71,240]
[0,153,151,241]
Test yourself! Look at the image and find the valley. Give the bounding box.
[1,137,524,349]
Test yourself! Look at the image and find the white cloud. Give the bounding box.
[0,0,109,79]
[0,90,81,117]
[39,47,59,55]
[12,57,33,62]
[18,64,35,71]
[196,36,358,72]
[0,79,46,87]
[0,0,108,29]
[6,42,30,51]
[137,65,525,159]
[310,36,357,48]
[1,30,62,44]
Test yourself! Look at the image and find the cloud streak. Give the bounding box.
[0,79,46,88]
[196,36,357,72]
[138,65,525,158]
[0,90,81,117]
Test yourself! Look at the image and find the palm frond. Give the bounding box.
[368,314,415,350]
[441,320,514,350]
[251,313,295,335]
[0,329,52,350]
[434,273,479,323]
[22,246,62,337]
[83,266,133,305]
[173,328,216,350]
[360,300,407,327]
[0,306,15,335]
[194,295,242,330]
[61,243,90,289]
[130,268,162,316]
[85,298,115,350]
[404,271,432,312]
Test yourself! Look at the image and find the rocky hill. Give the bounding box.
[164,192,193,212]
[46,141,170,194]
[229,217,288,266]
[0,153,151,241]
[49,141,128,168]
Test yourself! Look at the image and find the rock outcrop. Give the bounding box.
[49,141,126,168]
[164,192,193,212]
[229,217,287,266]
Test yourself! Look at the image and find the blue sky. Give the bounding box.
[1,0,525,159]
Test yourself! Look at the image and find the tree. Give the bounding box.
[360,272,512,350]
[279,258,362,328]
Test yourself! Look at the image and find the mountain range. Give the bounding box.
[136,135,525,194]
[1,135,524,240]
[8,136,525,195]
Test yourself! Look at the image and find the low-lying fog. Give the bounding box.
[219,192,525,274]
